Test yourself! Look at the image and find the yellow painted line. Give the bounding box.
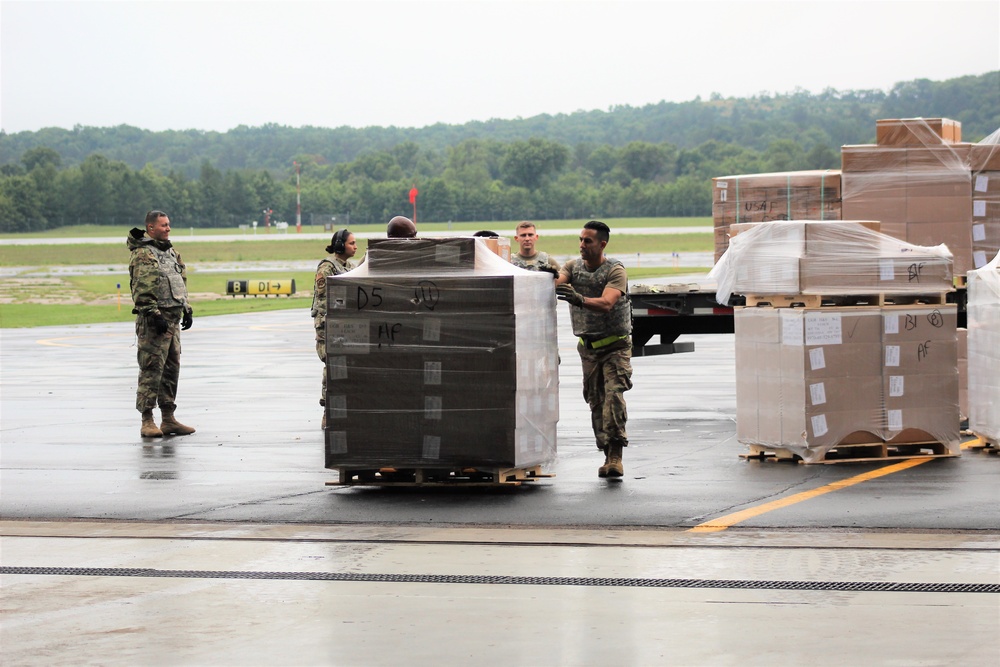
[688,457,933,533]
[961,436,984,450]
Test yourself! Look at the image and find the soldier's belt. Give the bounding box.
[579,334,630,350]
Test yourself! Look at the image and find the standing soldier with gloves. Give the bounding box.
[511,221,560,275]
[312,229,358,428]
[127,210,195,438]
[555,220,633,478]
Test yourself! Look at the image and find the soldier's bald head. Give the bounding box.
[387,216,417,238]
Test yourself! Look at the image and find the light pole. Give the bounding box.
[294,161,302,233]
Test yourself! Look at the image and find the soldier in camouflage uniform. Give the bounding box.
[511,221,560,275]
[555,220,633,478]
[127,210,195,438]
[312,229,358,427]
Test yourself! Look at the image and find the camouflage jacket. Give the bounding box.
[127,228,190,318]
[311,255,354,320]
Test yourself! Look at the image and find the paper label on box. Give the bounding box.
[329,356,348,380]
[717,181,729,189]
[519,395,528,413]
[518,434,529,454]
[328,431,348,454]
[887,409,903,431]
[434,244,462,264]
[329,286,348,310]
[889,375,905,397]
[781,311,804,346]
[809,382,827,406]
[422,318,441,342]
[327,319,370,354]
[973,200,987,217]
[424,396,442,420]
[885,345,901,367]
[884,315,899,335]
[809,347,826,370]
[423,361,442,385]
[973,223,986,242]
[975,174,988,192]
[974,250,988,268]
[329,395,347,420]
[805,313,842,345]
[879,259,895,282]
[422,435,441,459]
[719,189,728,202]
[811,414,829,437]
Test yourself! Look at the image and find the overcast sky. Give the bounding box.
[1,0,998,134]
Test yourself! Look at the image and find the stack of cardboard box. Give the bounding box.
[841,118,983,275]
[966,253,1000,444]
[734,303,959,462]
[970,142,1000,269]
[712,170,841,262]
[713,119,999,273]
[711,220,954,302]
[323,237,559,471]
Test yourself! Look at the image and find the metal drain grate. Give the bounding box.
[2,566,997,594]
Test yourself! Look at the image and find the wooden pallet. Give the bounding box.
[743,292,948,308]
[326,464,555,487]
[741,440,957,465]
[964,432,999,454]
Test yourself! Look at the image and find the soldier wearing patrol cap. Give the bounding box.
[555,220,633,479]
[127,210,195,438]
[313,228,358,427]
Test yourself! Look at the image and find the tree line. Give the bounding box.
[1,72,996,232]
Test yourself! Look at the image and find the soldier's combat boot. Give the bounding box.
[606,442,624,478]
[598,446,611,478]
[160,408,196,436]
[141,410,163,438]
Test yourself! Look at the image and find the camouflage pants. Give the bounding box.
[315,316,326,406]
[135,315,182,412]
[578,339,633,450]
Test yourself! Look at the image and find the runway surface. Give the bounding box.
[1,307,998,665]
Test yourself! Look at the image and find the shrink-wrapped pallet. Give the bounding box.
[712,170,842,261]
[710,220,953,304]
[841,118,976,275]
[734,304,960,462]
[967,252,1000,442]
[323,237,559,470]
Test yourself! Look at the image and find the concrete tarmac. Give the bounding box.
[1,307,998,665]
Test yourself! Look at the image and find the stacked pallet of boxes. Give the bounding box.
[966,253,1000,446]
[841,118,983,275]
[712,170,842,262]
[323,237,559,480]
[711,220,960,463]
[970,137,1000,269]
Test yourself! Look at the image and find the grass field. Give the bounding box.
[0,217,711,240]
[0,218,714,327]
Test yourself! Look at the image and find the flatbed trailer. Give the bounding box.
[629,282,967,357]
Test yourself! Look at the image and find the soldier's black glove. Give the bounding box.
[555,284,585,308]
[539,266,560,278]
[148,312,170,335]
[181,308,193,331]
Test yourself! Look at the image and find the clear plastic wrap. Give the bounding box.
[841,118,975,274]
[710,220,954,304]
[966,251,1000,441]
[323,237,559,470]
[970,128,1000,270]
[735,304,961,462]
[712,170,842,261]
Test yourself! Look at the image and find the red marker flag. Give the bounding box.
[409,187,419,204]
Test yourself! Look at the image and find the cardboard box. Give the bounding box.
[970,145,1000,172]
[876,118,962,146]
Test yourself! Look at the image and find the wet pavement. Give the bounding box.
[1,307,998,665]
